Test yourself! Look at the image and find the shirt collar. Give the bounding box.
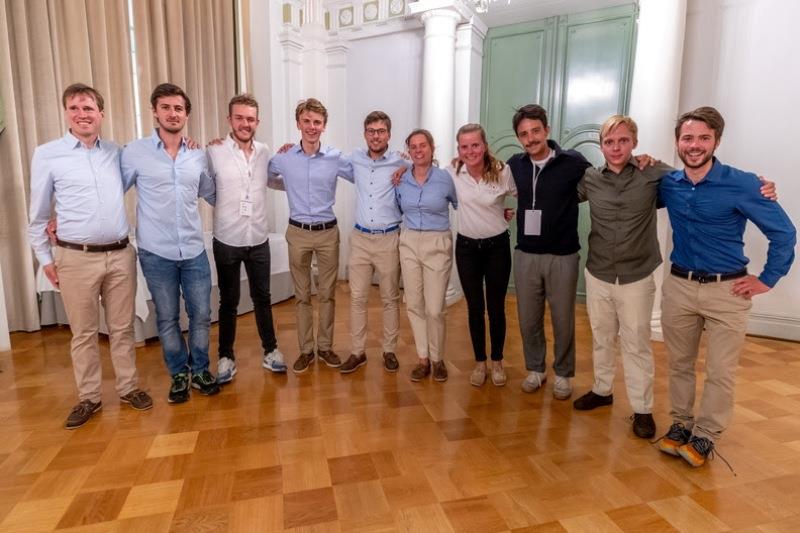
[224,133,259,154]
[668,157,721,183]
[150,128,187,150]
[600,157,636,174]
[64,130,100,149]
[293,142,330,157]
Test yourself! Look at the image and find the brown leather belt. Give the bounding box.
[56,237,129,253]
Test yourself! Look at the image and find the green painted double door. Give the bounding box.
[480,4,637,298]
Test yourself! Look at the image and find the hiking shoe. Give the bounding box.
[521,371,546,393]
[632,413,656,439]
[293,352,316,374]
[340,353,367,374]
[410,360,431,382]
[573,391,613,411]
[678,436,714,467]
[168,372,190,404]
[469,364,486,387]
[263,348,288,373]
[120,389,153,411]
[491,364,507,387]
[65,399,102,429]
[191,370,220,396]
[217,357,237,384]
[553,376,572,400]
[432,360,448,382]
[318,350,342,368]
[383,352,399,373]
[657,422,692,456]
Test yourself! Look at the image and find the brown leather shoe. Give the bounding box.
[432,360,448,382]
[120,389,153,411]
[382,352,399,373]
[293,352,316,374]
[317,349,342,368]
[65,399,102,429]
[340,353,367,374]
[410,360,431,382]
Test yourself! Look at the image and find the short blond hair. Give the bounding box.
[295,98,328,124]
[599,115,638,143]
[228,93,259,117]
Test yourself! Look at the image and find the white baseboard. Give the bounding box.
[747,312,800,341]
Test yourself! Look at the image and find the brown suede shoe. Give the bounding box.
[65,399,102,429]
[120,389,153,411]
[340,353,367,374]
[317,349,342,368]
[293,352,316,374]
[410,360,431,382]
[432,360,448,382]
[382,352,399,373]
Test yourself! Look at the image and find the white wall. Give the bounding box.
[679,0,800,339]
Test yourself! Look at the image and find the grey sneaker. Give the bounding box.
[469,364,486,387]
[317,350,342,368]
[340,353,367,374]
[65,399,102,429]
[293,352,316,374]
[382,352,399,373]
[263,349,288,373]
[217,357,237,384]
[491,364,507,387]
[120,389,153,411]
[521,371,547,393]
[553,375,572,400]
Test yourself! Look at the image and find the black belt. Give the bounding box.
[56,237,129,253]
[354,223,399,235]
[289,219,337,231]
[670,265,747,284]
[456,231,509,249]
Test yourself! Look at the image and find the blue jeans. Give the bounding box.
[138,248,212,376]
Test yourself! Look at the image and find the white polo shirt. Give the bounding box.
[449,163,517,239]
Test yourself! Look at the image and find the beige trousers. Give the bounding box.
[585,269,655,413]
[286,224,340,354]
[399,229,452,362]
[661,273,752,442]
[54,244,139,403]
[348,230,400,355]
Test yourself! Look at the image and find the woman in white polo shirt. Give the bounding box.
[449,123,516,387]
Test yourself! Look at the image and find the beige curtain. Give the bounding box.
[0,0,135,332]
[131,0,237,227]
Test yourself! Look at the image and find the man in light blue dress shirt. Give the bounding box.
[267,98,354,374]
[27,84,152,429]
[120,83,219,404]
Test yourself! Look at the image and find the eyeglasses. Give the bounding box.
[365,128,388,136]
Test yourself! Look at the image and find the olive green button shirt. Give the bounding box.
[578,160,674,284]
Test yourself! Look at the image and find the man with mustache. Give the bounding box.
[121,83,220,403]
[656,106,795,467]
[206,94,286,383]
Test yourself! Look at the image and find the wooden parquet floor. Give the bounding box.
[2,281,800,532]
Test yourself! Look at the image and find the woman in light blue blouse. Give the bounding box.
[395,129,458,383]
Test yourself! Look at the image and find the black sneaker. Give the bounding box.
[168,372,190,404]
[572,391,613,411]
[65,399,102,429]
[632,413,656,439]
[191,370,221,396]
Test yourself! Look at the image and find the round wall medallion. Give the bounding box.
[364,3,378,21]
[389,0,404,16]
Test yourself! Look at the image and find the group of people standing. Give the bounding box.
[28,81,795,471]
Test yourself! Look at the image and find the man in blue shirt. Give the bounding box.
[268,98,353,374]
[121,83,219,403]
[28,84,152,429]
[657,106,796,467]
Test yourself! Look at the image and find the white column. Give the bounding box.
[627,0,687,341]
[454,18,486,130]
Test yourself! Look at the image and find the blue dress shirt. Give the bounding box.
[28,131,129,265]
[350,148,406,230]
[396,166,458,231]
[267,143,353,224]
[121,129,215,261]
[660,158,796,287]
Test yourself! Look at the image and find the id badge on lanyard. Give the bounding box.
[524,163,543,236]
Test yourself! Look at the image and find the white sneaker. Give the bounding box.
[521,371,546,393]
[217,357,237,384]
[491,364,507,387]
[553,375,572,400]
[469,364,486,387]
[263,348,288,373]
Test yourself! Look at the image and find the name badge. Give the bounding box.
[239,201,253,217]
[524,209,542,236]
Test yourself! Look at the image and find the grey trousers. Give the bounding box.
[513,250,579,377]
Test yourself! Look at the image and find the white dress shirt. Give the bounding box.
[449,163,517,239]
[208,135,273,247]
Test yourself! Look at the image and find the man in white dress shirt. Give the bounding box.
[207,94,286,383]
